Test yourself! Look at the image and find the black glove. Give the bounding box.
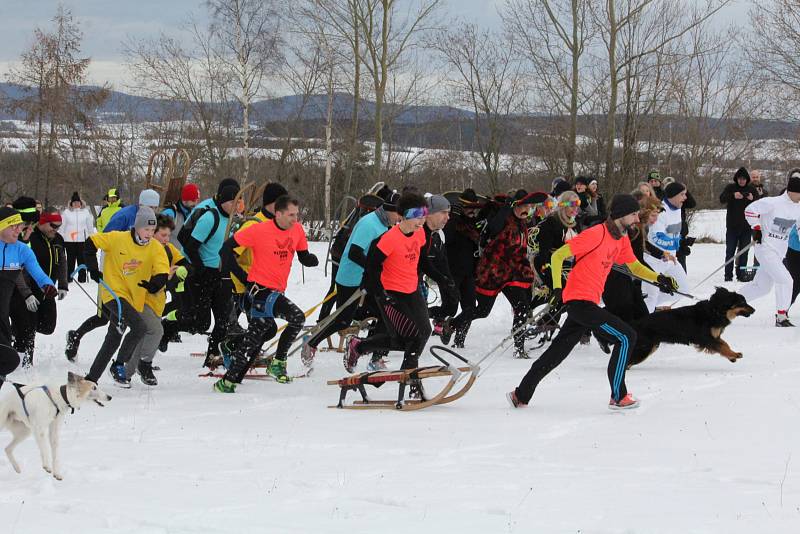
[752,228,762,244]
[89,269,101,283]
[298,252,319,267]
[678,242,691,257]
[656,274,679,294]
[138,279,161,294]
[684,236,696,247]
[42,284,58,299]
[549,287,563,308]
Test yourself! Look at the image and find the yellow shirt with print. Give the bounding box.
[90,231,170,312]
[231,211,269,294]
[146,241,184,316]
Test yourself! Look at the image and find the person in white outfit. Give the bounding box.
[643,182,689,311]
[739,172,800,326]
[59,191,96,283]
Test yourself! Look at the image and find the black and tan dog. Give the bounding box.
[628,287,754,368]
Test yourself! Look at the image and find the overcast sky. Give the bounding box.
[0,0,750,90]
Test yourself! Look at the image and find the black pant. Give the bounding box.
[357,290,431,369]
[10,290,57,363]
[602,270,648,324]
[317,263,339,322]
[428,279,460,323]
[86,299,148,383]
[186,270,233,355]
[65,242,86,282]
[515,300,636,404]
[785,248,800,306]
[223,290,306,383]
[451,285,530,351]
[307,283,361,349]
[725,227,751,279]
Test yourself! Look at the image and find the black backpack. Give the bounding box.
[177,206,220,248]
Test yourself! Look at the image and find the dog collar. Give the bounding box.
[57,385,76,415]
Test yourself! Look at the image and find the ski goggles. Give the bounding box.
[403,206,428,219]
[557,199,581,208]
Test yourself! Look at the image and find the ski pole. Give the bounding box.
[610,264,699,301]
[689,241,753,292]
[70,265,124,334]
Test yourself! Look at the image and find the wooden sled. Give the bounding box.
[327,346,479,411]
[321,317,377,353]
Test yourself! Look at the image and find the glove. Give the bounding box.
[175,265,189,281]
[42,284,58,299]
[89,269,101,283]
[549,287,563,308]
[656,274,679,294]
[25,295,40,312]
[299,252,319,267]
[57,289,68,301]
[138,279,161,294]
[684,236,696,247]
[752,228,762,244]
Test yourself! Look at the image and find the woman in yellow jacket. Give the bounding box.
[83,207,169,387]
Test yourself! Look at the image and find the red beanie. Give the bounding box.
[182,184,200,202]
[39,212,62,225]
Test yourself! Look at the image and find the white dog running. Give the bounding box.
[1,372,111,480]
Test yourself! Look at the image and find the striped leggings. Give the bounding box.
[357,290,432,369]
[515,300,636,404]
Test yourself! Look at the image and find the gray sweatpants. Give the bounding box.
[120,304,163,378]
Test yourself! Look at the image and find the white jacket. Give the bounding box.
[59,207,96,243]
[744,192,800,256]
[647,199,683,253]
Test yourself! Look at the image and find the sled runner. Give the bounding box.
[320,317,377,353]
[327,346,478,411]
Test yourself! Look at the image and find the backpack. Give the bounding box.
[177,206,220,249]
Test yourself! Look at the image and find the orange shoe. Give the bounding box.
[608,393,639,410]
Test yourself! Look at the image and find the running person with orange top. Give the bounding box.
[508,194,678,410]
[344,191,432,373]
[214,195,318,392]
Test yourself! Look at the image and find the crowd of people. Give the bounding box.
[1,166,799,410]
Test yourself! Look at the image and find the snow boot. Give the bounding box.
[65,330,80,361]
[301,343,317,368]
[268,359,292,384]
[137,361,158,386]
[110,363,131,389]
[506,390,527,408]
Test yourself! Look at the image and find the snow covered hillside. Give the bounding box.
[1,242,799,533]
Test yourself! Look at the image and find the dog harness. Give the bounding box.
[12,383,75,418]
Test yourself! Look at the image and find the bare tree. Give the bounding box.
[430,22,525,192]
[208,0,283,181]
[502,0,593,178]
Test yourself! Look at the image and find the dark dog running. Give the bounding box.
[628,287,754,368]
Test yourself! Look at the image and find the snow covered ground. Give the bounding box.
[2,242,800,533]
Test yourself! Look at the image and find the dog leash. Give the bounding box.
[610,264,699,300]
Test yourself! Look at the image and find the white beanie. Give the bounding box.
[139,189,160,208]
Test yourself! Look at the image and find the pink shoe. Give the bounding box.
[343,336,362,373]
[608,393,640,410]
[506,390,528,408]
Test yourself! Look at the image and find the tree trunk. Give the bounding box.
[324,56,334,235]
[567,0,579,178]
[345,7,360,195]
[604,0,618,183]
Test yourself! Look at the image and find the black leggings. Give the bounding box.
[357,290,431,369]
[786,248,800,307]
[515,300,637,404]
[307,283,360,349]
[10,289,57,363]
[223,290,305,383]
[451,285,530,351]
[65,242,86,282]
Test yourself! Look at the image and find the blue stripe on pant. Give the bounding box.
[600,323,629,401]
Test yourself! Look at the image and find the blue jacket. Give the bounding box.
[0,241,54,288]
[103,204,140,232]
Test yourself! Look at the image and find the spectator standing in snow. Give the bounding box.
[59,192,96,283]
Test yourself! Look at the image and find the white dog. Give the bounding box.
[1,372,112,480]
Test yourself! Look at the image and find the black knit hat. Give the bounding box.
[216,178,239,197]
[552,180,572,197]
[262,182,288,206]
[574,175,590,187]
[788,176,800,193]
[12,196,38,223]
[663,182,686,199]
[218,185,240,204]
[383,191,400,212]
[734,167,750,183]
[71,191,81,204]
[609,194,640,219]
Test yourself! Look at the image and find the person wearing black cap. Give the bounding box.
[738,171,800,326]
[59,192,96,283]
[720,167,758,281]
[643,181,690,312]
[441,188,486,347]
[508,194,677,410]
[179,179,240,365]
[12,196,39,242]
[449,189,548,358]
[647,170,664,199]
[299,190,402,370]
[0,208,56,384]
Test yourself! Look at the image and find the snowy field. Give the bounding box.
[2,241,800,534]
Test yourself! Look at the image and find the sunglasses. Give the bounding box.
[49,223,62,229]
[404,206,428,219]
[558,199,581,208]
